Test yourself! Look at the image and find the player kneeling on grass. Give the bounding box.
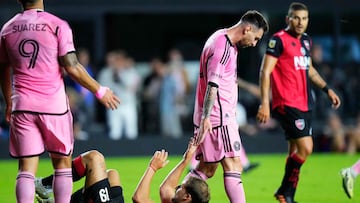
[132,138,210,203]
[35,150,124,203]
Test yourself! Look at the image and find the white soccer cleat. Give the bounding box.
[35,194,54,203]
[35,178,53,199]
[341,168,354,199]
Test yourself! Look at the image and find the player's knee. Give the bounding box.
[107,169,121,187]
[199,167,216,178]
[86,150,105,165]
[298,147,312,159]
[305,146,313,156]
[204,171,215,178]
[198,163,217,178]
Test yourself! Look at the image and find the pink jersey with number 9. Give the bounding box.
[0,9,75,114]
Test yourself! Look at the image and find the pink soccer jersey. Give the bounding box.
[193,29,239,127]
[0,9,75,114]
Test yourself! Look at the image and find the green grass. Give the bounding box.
[0,153,359,203]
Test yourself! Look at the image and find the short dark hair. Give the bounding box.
[18,0,38,7]
[183,177,210,203]
[288,2,308,16]
[240,10,269,33]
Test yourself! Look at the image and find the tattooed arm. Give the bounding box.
[60,52,100,93]
[202,82,218,119]
[194,83,218,145]
[60,52,120,110]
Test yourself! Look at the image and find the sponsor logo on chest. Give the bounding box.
[294,56,310,70]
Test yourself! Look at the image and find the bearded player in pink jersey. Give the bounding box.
[182,10,268,203]
[0,0,120,202]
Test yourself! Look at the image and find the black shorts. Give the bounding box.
[83,179,124,203]
[272,106,312,140]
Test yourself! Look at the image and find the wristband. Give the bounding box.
[95,86,108,99]
[149,164,157,172]
[322,85,330,94]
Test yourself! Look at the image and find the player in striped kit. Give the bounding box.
[184,10,269,203]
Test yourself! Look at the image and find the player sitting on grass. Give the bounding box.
[132,138,210,203]
[35,150,124,203]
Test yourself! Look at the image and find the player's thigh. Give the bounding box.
[38,111,74,156]
[82,151,108,188]
[10,112,44,157]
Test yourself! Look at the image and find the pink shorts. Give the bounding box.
[9,111,74,158]
[195,121,242,162]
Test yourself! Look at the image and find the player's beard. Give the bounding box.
[237,42,250,48]
[237,37,253,48]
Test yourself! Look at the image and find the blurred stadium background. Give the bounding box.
[1,0,360,158]
[2,0,360,202]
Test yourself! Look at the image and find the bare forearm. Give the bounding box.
[160,159,188,190]
[132,168,155,203]
[61,53,100,93]
[309,66,327,89]
[259,69,271,104]
[66,63,100,93]
[202,84,218,119]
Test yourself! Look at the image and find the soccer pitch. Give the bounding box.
[0,153,359,203]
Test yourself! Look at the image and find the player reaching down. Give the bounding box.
[183,10,269,203]
[0,0,120,202]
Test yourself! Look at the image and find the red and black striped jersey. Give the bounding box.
[266,29,314,112]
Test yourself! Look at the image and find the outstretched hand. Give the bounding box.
[98,88,121,110]
[194,118,212,145]
[149,149,169,172]
[183,137,198,161]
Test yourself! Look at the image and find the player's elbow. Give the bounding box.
[131,194,141,203]
[132,187,153,203]
[132,194,153,203]
[159,185,173,203]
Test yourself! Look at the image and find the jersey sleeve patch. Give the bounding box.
[266,36,283,58]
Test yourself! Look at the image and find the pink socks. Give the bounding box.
[224,171,246,203]
[53,168,73,203]
[16,171,35,203]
